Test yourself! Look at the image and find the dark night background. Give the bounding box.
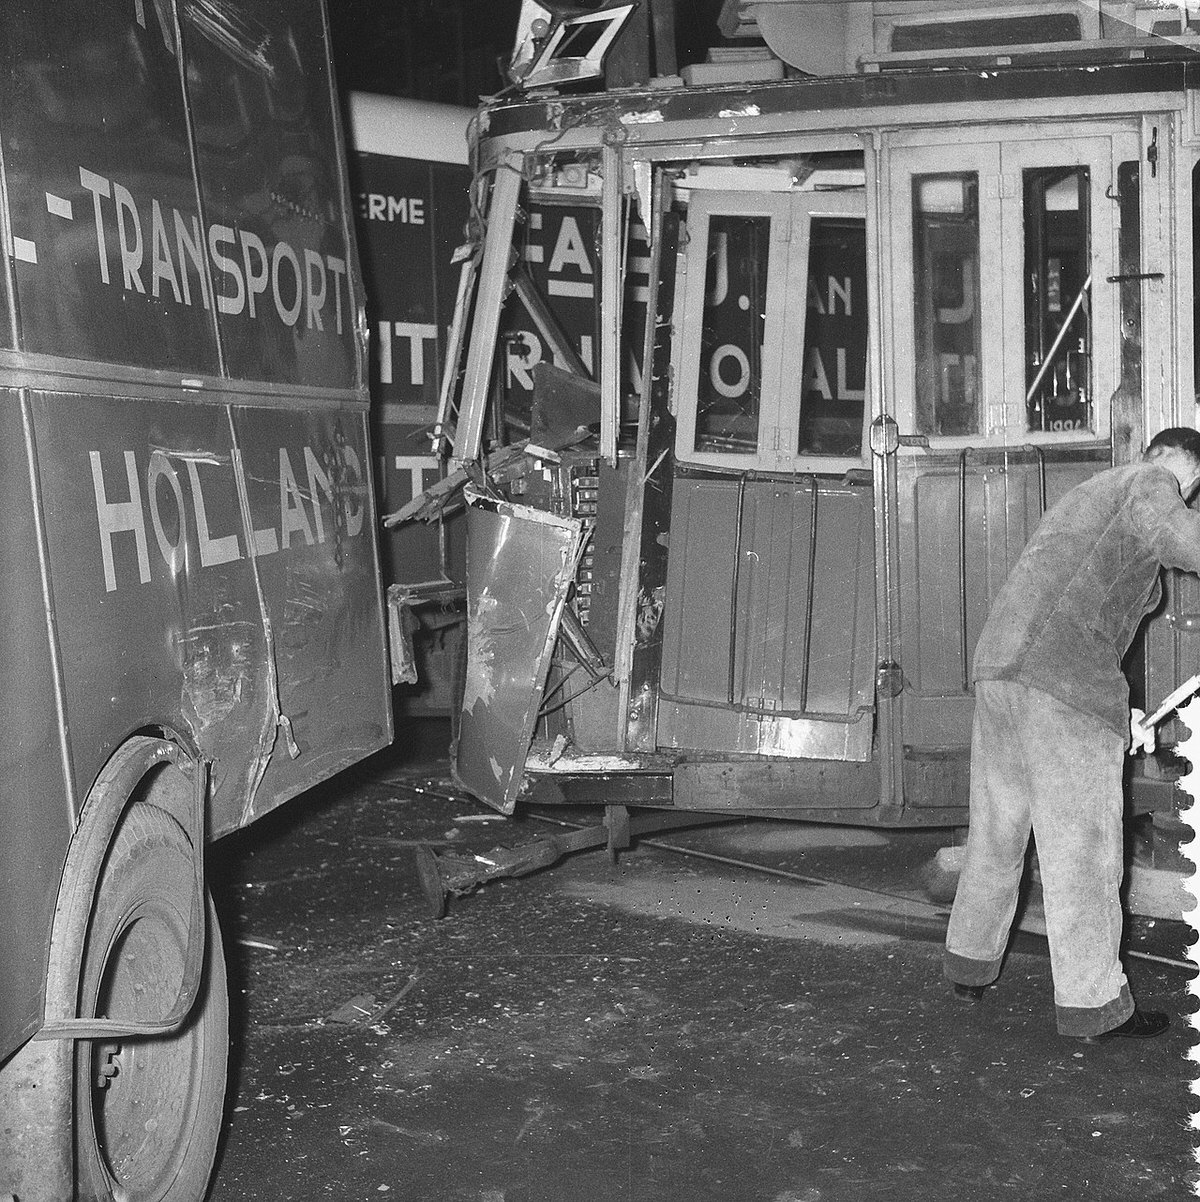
[327,0,728,104]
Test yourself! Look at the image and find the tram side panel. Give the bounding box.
[459,173,889,809]
[886,124,1160,813]
[456,84,1190,823]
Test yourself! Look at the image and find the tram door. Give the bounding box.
[656,189,877,770]
[885,128,1141,754]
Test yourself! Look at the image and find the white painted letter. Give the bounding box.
[174,210,209,308]
[393,322,438,386]
[803,347,832,400]
[279,449,314,546]
[836,348,865,402]
[240,230,269,318]
[828,276,852,317]
[91,449,150,592]
[325,256,346,335]
[304,249,327,331]
[208,224,245,315]
[186,459,241,566]
[272,242,302,327]
[147,450,187,570]
[341,445,364,538]
[79,167,111,285]
[150,200,182,303]
[231,446,278,557]
[304,446,335,542]
[709,345,749,399]
[549,216,592,277]
[113,182,145,294]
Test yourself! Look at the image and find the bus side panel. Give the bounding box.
[0,392,73,1064]
[183,0,361,393]
[32,391,274,828]
[31,391,390,838]
[230,403,391,819]
[1,0,222,375]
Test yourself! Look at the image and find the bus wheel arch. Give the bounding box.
[47,734,228,1202]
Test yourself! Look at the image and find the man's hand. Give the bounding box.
[1129,708,1156,755]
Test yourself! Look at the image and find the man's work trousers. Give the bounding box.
[943,678,1133,1037]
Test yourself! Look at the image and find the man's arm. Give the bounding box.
[1137,470,1200,574]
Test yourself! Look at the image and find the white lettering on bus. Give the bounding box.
[272,242,303,327]
[279,448,314,547]
[151,200,182,302]
[208,224,244,315]
[186,458,242,567]
[79,166,350,335]
[114,182,144,293]
[174,209,210,308]
[79,168,112,285]
[303,447,335,542]
[342,446,364,538]
[305,250,327,331]
[135,0,176,56]
[241,230,269,317]
[232,447,279,557]
[91,449,151,592]
[90,444,366,592]
[147,449,187,570]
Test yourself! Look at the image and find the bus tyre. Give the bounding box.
[73,802,228,1202]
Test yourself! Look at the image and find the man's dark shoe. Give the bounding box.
[953,983,986,1003]
[1079,1008,1170,1043]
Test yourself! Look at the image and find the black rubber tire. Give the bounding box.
[74,801,228,1202]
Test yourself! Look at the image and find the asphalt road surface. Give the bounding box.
[204,724,1196,1201]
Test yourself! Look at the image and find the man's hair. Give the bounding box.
[1146,427,1200,464]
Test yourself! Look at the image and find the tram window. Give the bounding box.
[797,218,867,456]
[912,174,982,436]
[1023,167,1091,432]
[695,214,767,454]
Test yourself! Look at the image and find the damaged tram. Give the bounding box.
[426,3,1200,836]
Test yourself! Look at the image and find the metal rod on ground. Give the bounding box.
[528,816,1196,973]
[371,973,421,1024]
[414,811,727,918]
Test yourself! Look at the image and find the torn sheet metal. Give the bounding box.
[454,488,585,814]
[387,584,421,685]
[382,411,595,528]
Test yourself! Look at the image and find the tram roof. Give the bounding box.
[479,54,1200,148]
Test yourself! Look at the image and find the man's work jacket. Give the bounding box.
[973,460,1200,738]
